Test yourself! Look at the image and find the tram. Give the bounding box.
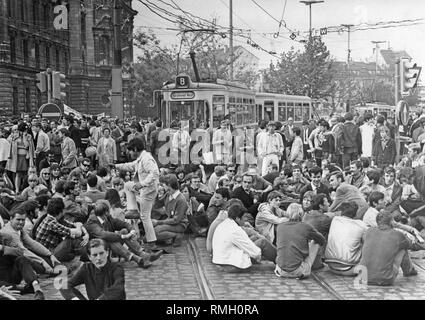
[155,74,313,130]
[355,103,396,120]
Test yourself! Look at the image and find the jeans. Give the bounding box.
[275,241,320,278]
[53,238,89,262]
[0,255,38,288]
[154,224,186,242]
[108,237,144,261]
[124,181,157,242]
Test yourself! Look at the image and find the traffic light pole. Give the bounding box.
[111,0,124,119]
[46,68,53,103]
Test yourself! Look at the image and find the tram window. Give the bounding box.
[213,95,225,128]
[287,102,294,120]
[295,102,303,122]
[302,103,310,120]
[257,104,263,122]
[229,96,236,103]
[278,102,286,122]
[264,101,274,121]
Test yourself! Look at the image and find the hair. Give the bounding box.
[87,174,98,188]
[330,171,343,182]
[379,125,390,135]
[54,180,66,194]
[175,166,185,176]
[63,181,76,195]
[105,188,123,209]
[359,157,370,169]
[286,203,304,221]
[60,167,71,176]
[50,163,60,173]
[46,198,65,217]
[35,194,50,210]
[364,113,373,121]
[127,138,145,152]
[309,166,322,176]
[155,120,162,128]
[311,193,327,210]
[384,166,396,175]
[293,127,301,136]
[339,201,358,219]
[350,160,363,171]
[376,115,385,125]
[215,187,230,200]
[242,173,254,181]
[87,238,109,255]
[267,190,283,202]
[367,170,382,185]
[344,113,353,121]
[227,203,247,220]
[59,128,70,137]
[102,127,110,134]
[165,174,179,190]
[9,207,27,219]
[376,211,393,227]
[93,200,110,217]
[179,183,190,193]
[369,191,385,207]
[320,120,330,130]
[97,166,109,178]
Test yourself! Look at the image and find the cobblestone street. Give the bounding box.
[24,237,425,300]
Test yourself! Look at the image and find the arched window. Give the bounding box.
[99,35,110,65]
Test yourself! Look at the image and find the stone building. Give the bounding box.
[0,0,136,117]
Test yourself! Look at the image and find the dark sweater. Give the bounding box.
[276,221,325,272]
[60,261,125,300]
[360,227,409,286]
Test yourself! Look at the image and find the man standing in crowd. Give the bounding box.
[257,121,284,176]
[338,113,361,169]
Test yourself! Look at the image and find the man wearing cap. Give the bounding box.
[212,120,232,165]
[257,121,284,177]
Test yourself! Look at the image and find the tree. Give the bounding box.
[263,37,335,99]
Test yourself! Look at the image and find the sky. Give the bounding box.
[132,0,425,71]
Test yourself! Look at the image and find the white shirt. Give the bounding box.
[363,207,379,227]
[360,123,375,157]
[0,138,10,162]
[258,132,284,157]
[212,218,261,269]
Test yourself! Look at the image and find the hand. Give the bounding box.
[199,164,204,170]
[132,183,143,192]
[3,246,24,257]
[80,234,89,247]
[0,286,20,300]
[197,203,205,211]
[50,255,61,267]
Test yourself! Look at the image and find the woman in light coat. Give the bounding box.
[58,128,77,169]
[97,127,117,168]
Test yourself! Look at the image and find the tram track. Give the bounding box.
[311,271,345,300]
[186,237,215,300]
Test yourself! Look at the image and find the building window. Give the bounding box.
[35,42,40,68]
[7,0,12,18]
[55,48,60,70]
[20,0,25,22]
[45,45,50,68]
[33,0,39,25]
[12,87,19,115]
[99,36,110,65]
[25,87,31,113]
[43,4,49,29]
[23,39,29,66]
[10,36,16,63]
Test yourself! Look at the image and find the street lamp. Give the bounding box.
[300,0,324,40]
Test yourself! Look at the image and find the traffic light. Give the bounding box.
[52,71,66,100]
[36,71,47,93]
[400,58,421,96]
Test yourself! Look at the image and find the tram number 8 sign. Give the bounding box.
[175,74,191,89]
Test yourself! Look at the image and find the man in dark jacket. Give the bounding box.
[338,113,362,169]
[67,116,82,153]
[300,166,331,204]
[60,238,126,300]
[84,201,162,268]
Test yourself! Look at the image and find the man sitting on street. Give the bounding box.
[324,201,367,276]
[359,211,417,286]
[81,174,106,203]
[274,203,325,279]
[84,201,162,269]
[60,239,126,300]
[206,188,230,225]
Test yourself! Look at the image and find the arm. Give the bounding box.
[98,264,126,300]
[158,200,188,225]
[257,211,288,225]
[112,141,117,162]
[139,157,159,187]
[115,159,137,173]
[22,231,52,257]
[59,265,86,300]
[307,224,326,246]
[85,221,122,242]
[232,228,261,260]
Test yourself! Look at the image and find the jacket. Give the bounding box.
[255,203,288,243]
[372,138,396,168]
[84,214,133,242]
[61,136,77,168]
[162,191,189,229]
[324,216,368,268]
[339,122,361,152]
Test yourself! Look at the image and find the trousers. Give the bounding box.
[124,181,157,242]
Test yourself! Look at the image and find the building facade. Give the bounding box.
[0,0,136,117]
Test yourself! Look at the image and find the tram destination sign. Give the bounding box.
[171,91,195,99]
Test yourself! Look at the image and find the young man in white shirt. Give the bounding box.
[212,203,276,272]
[363,191,386,228]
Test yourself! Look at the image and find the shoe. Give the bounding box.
[149,250,164,262]
[138,258,152,269]
[34,290,45,300]
[173,234,184,247]
[144,242,162,253]
[404,269,418,277]
[20,284,35,295]
[297,274,309,280]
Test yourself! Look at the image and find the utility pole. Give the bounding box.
[300,0,324,40]
[371,40,386,102]
[341,24,354,112]
[229,0,234,81]
[111,0,123,119]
